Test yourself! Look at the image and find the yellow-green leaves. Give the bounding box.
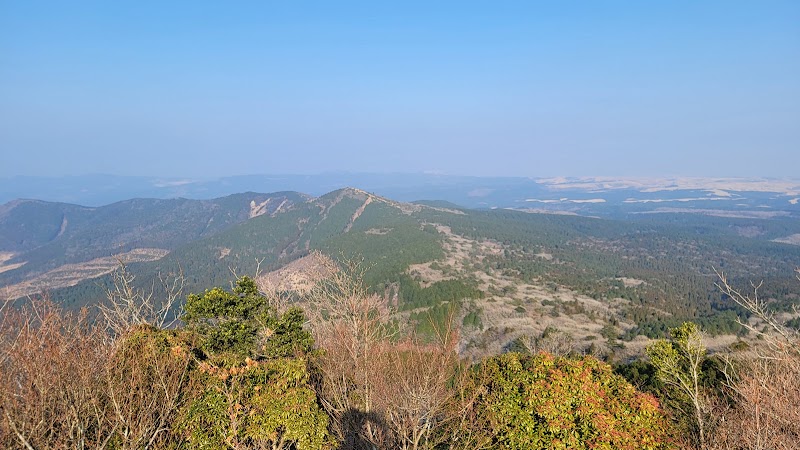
[451,352,674,450]
[646,322,709,448]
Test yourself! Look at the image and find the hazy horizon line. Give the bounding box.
[3,171,799,181]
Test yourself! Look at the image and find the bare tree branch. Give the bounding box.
[707,268,800,450]
[99,257,185,337]
[714,268,799,356]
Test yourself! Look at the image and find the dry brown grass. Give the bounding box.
[405,224,646,359]
[256,251,338,296]
[1,248,169,299]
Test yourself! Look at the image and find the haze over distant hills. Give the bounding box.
[2,173,799,219]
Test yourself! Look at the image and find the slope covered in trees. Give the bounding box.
[0,192,307,286]
[4,187,799,352]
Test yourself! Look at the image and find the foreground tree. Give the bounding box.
[647,322,710,449]
[177,277,333,450]
[304,257,396,448]
[445,352,674,450]
[375,335,460,450]
[183,276,313,359]
[305,256,461,450]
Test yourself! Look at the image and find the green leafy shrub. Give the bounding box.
[176,277,332,449]
[183,276,313,359]
[178,357,334,450]
[447,352,675,450]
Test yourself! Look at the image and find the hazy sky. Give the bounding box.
[1,1,798,178]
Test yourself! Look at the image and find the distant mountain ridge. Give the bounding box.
[2,174,799,220]
[0,192,308,288]
[3,186,800,360]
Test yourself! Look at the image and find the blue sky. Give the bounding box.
[1,1,798,178]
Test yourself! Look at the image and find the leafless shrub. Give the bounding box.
[305,256,394,448]
[516,327,576,356]
[0,287,192,450]
[376,322,460,450]
[0,296,115,449]
[99,258,185,337]
[104,326,191,450]
[708,268,800,449]
[710,354,800,450]
[0,293,15,367]
[307,255,461,450]
[714,268,799,355]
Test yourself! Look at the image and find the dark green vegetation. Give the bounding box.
[146,190,446,294]
[5,188,800,345]
[184,277,314,359]
[414,207,800,338]
[0,192,307,285]
[178,278,333,449]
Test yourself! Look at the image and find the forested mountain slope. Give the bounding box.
[0,192,307,292]
[25,187,800,358]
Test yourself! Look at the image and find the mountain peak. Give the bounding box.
[334,186,371,198]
